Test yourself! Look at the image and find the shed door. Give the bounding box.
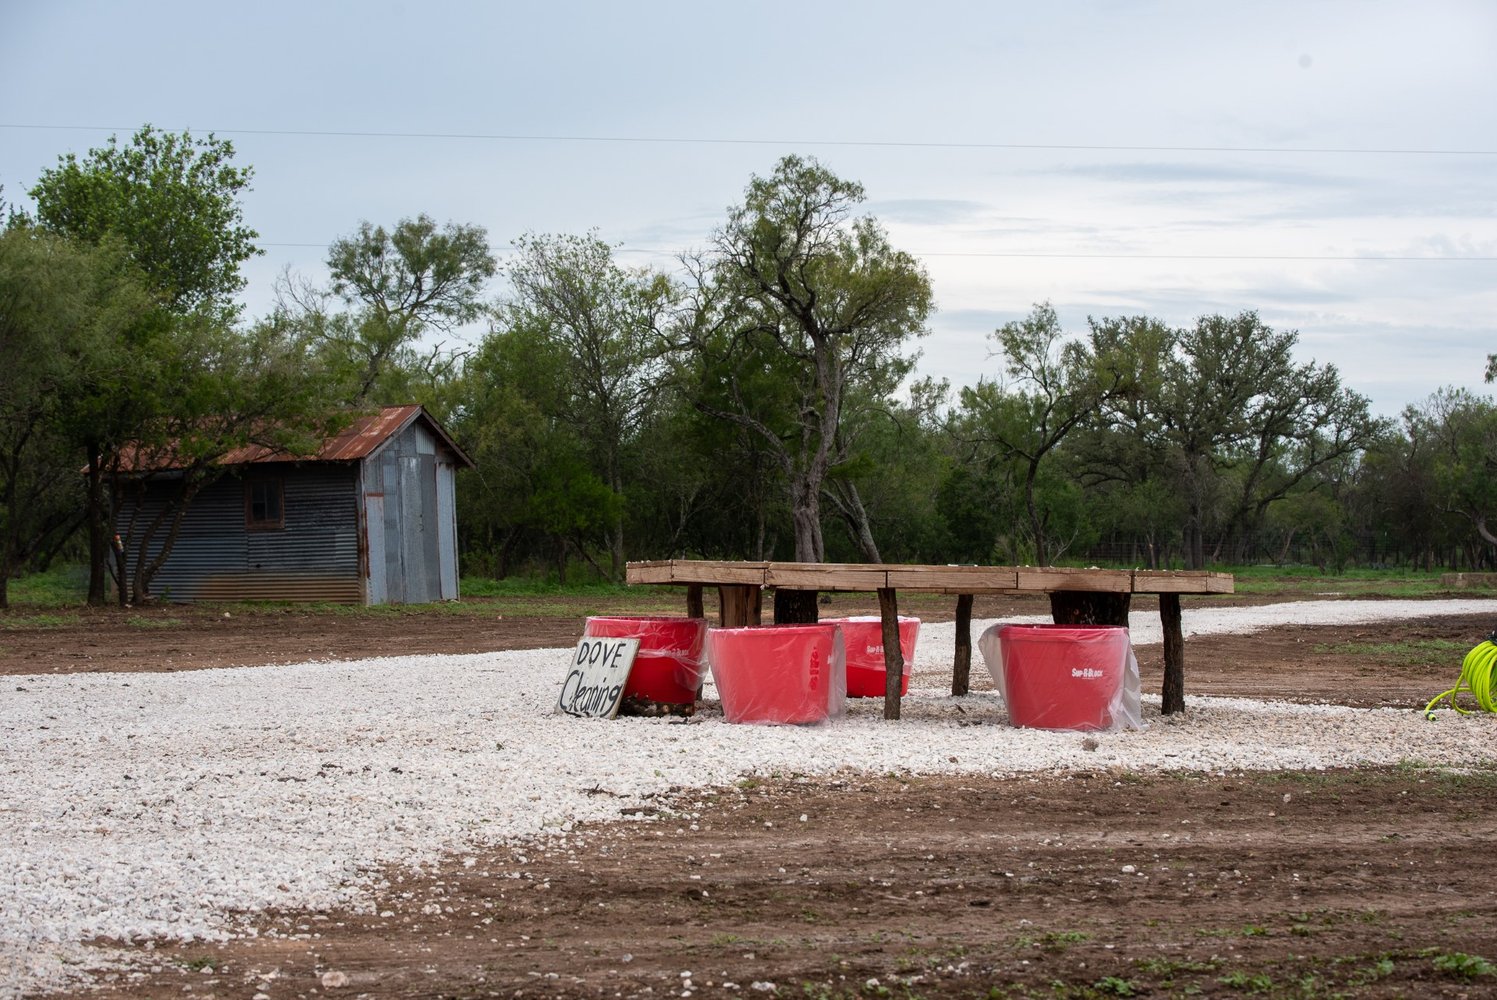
[436,461,458,600]
[365,493,387,605]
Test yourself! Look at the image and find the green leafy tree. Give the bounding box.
[1409,387,1497,564]
[682,155,933,567]
[0,225,152,605]
[302,214,496,406]
[500,232,676,579]
[29,126,265,602]
[110,316,344,603]
[954,303,1126,564]
[29,125,260,315]
[454,323,620,581]
[1077,312,1380,569]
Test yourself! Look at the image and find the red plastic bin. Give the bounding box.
[583,616,707,706]
[706,624,846,724]
[822,616,920,697]
[994,624,1130,731]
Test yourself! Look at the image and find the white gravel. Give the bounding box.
[4,598,1496,996]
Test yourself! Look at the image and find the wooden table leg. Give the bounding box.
[952,593,973,695]
[686,584,704,619]
[1160,593,1185,715]
[878,587,904,720]
[718,585,762,628]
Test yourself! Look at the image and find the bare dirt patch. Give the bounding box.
[70,769,1497,999]
[10,594,1497,998]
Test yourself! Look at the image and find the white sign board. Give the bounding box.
[557,637,641,719]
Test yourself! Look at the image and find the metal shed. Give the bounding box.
[113,405,474,605]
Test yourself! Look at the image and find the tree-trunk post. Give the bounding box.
[686,584,704,620]
[877,587,903,720]
[1160,593,1185,715]
[773,588,819,624]
[1049,591,1131,626]
[718,585,762,628]
[952,593,974,696]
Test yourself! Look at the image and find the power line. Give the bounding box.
[258,241,1496,262]
[5,122,1494,157]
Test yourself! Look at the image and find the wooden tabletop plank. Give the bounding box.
[624,560,1232,595]
[765,562,889,590]
[1014,567,1134,592]
[884,565,1020,590]
[625,560,769,586]
[1132,570,1237,594]
[624,561,680,585]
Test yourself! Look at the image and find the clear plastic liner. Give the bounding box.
[821,616,920,697]
[977,623,1143,731]
[706,624,847,724]
[583,616,708,705]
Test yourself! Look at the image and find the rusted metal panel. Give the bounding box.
[117,405,475,472]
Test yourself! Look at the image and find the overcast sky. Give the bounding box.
[3,0,1493,416]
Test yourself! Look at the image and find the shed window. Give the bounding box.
[246,478,285,530]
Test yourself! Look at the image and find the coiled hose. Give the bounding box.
[1424,638,1497,719]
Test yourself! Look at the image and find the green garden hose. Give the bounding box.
[1424,638,1497,719]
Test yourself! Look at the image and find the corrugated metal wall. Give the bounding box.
[116,465,364,604]
[365,422,457,604]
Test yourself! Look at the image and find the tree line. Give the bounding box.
[2,127,1493,606]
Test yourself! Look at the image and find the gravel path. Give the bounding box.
[5,599,1496,996]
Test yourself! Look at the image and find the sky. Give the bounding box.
[2,0,1494,417]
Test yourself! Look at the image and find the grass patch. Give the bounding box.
[1428,950,1496,980]
[1312,638,1470,662]
[6,565,88,606]
[1231,568,1450,598]
[125,615,183,629]
[0,613,74,630]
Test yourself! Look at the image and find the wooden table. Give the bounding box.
[626,560,1234,719]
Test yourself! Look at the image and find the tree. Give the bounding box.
[681,156,933,570]
[0,225,152,606]
[29,125,260,315]
[110,316,344,603]
[454,323,618,581]
[1162,313,1380,568]
[500,232,677,579]
[954,304,1125,564]
[1410,387,1497,562]
[29,126,264,602]
[1076,312,1379,569]
[308,214,496,405]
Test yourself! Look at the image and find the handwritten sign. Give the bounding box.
[557,637,640,718]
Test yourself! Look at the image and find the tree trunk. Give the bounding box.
[827,479,881,563]
[1049,591,1131,626]
[790,476,824,563]
[952,593,974,696]
[773,588,819,624]
[86,443,108,606]
[1160,593,1185,714]
[878,587,903,720]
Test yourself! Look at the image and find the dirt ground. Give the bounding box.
[8,593,1497,998]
